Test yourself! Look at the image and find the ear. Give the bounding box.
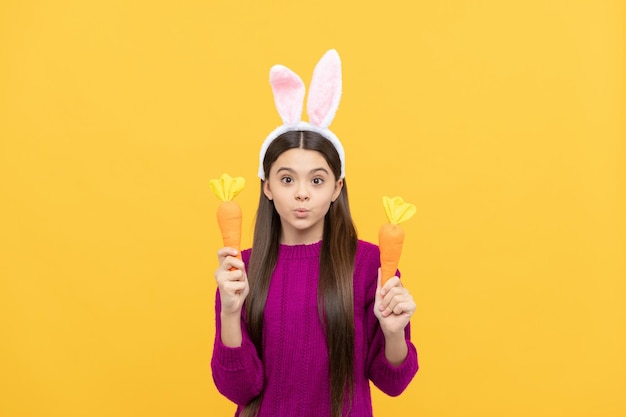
[270,64,305,124]
[307,49,342,128]
[331,179,343,202]
[263,180,273,200]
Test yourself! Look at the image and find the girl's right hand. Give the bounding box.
[215,247,249,316]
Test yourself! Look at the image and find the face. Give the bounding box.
[263,148,343,245]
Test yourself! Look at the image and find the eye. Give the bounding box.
[312,177,324,185]
[280,176,293,184]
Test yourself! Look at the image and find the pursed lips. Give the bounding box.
[294,208,310,217]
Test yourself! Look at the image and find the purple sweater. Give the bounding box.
[211,240,418,416]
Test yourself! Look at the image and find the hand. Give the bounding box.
[374,269,416,335]
[215,247,249,316]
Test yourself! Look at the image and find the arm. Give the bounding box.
[215,248,248,347]
[210,248,264,405]
[375,273,415,365]
[365,269,418,396]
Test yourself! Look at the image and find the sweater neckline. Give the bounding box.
[278,240,322,259]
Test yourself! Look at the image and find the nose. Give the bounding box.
[295,186,309,201]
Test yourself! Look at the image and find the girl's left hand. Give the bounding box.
[374,269,416,335]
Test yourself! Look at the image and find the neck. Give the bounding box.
[279,230,323,246]
[279,220,324,245]
[279,235,322,246]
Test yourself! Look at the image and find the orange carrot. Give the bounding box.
[379,196,416,285]
[379,223,405,286]
[210,174,245,262]
[216,200,243,260]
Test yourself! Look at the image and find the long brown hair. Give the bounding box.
[242,130,358,417]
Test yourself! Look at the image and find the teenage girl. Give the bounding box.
[211,50,418,417]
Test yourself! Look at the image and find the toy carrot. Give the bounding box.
[209,173,245,261]
[379,196,416,285]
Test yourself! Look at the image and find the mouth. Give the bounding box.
[294,208,310,218]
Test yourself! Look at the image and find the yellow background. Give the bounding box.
[1,1,624,416]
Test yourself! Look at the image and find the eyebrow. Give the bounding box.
[275,167,330,175]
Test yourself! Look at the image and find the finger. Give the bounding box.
[389,296,416,316]
[220,268,246,283]
[378,270,400,313]
[391,299,415,315]
[217,247,239,263]
[383,290,413,316]
[215,267,245,286]
[222,280,248,294]
[380,286,405,310]
[380,275,401,296]
[377,271,408,315]
[221,255,245,273]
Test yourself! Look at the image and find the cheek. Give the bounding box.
[270,190,290,210]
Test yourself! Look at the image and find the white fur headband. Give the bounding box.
[258,49,345,180]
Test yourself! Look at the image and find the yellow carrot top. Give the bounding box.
[383,196,416,225]
[209,173,245,202]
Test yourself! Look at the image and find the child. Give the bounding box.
[211,50,418,417]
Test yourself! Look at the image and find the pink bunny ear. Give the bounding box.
[269,64,305,124]
[306,49,342,128]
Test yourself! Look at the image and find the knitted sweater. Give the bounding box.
[211,240,418,416]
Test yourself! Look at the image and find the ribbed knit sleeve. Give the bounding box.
[356,241,419,396]
[210,251,264,406]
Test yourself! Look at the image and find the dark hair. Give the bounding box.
[242,130,358,417]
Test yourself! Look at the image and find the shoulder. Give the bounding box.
[355,239,402,280]
[354,239,380,277]
[353,240,380,301]
[356,239,380,262]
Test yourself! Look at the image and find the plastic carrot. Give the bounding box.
[379,196,416,285]
[209,173,245,261]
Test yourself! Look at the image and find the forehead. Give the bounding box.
[271,148,331,172]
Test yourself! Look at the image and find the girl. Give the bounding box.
[211,50,418,417]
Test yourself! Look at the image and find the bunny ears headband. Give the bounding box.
[258,49,345,180]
